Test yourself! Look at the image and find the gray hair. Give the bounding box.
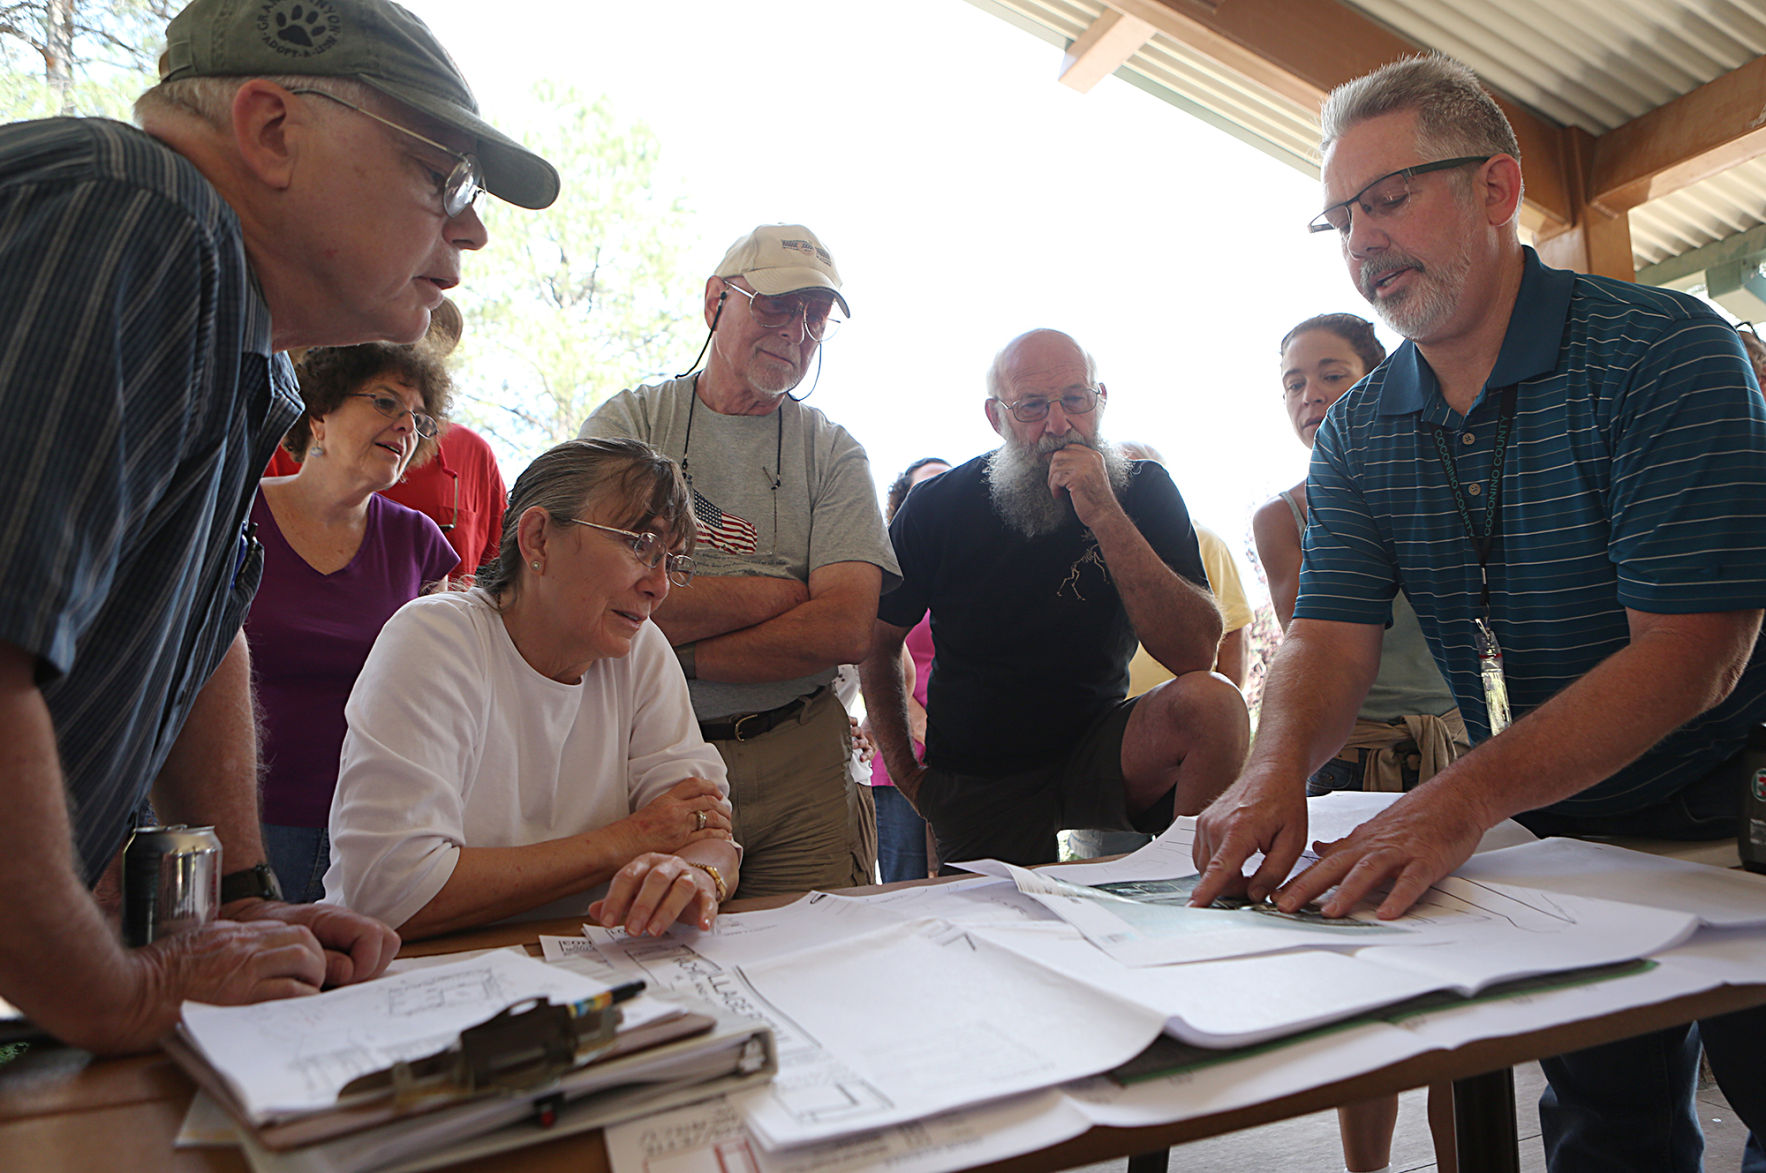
[134,75,378,129]
[985,329,1100,401]
[474,438,695,600]
[1319,54,1520,165]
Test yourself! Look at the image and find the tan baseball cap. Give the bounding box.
[159,0,559,210]
[714,224,849,316]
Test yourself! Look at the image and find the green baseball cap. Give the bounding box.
[159,0,559,210]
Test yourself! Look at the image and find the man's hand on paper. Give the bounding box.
[1188,768,1310,907]
[223,899,401,986]
[1274,782,1493,920]
[102,918,327,1051]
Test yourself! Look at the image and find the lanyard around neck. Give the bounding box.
[1423,385,1518,620]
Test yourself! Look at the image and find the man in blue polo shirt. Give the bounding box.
[1189,55,1766,1173]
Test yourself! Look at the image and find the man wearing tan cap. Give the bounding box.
[0,0,555,1053]
[582,224,898,898]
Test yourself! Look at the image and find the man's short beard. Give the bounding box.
[985,433,1132,539]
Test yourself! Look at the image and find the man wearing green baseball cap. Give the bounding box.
[0,0,556,1054]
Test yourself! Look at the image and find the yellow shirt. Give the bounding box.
[1125,523,1251,696]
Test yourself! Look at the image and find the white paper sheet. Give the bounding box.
[543,916,1165,1151]
[972,921,1448,1047]
[980,860,1413,966]
[972,852,1698,986]
[605,1085,1089,1173]
[1456,837,1766,928]
[733,918,1166,1148]
[843,874,1057,925]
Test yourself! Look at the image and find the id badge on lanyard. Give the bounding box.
[1474,617,1511,735]
[1427,386,1517,737]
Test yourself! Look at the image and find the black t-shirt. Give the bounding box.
[878,454,1207,776]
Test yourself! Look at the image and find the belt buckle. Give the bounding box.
[731,712,761,743]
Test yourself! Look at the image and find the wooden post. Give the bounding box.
[1534,126,1635,281]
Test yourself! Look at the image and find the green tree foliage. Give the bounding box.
[455,83,698,459]
[0,0,173,119]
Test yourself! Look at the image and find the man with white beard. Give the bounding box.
[858,328,1247,869]
[1188,54,1766,1173]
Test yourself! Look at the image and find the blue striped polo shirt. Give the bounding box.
[1298,246,1766,816]
[0,118,302,880]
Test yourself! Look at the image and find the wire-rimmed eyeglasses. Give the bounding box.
[289,87,484,219]
[347,391,438,438]
[562,519,695,586]
[720,279,846,342]
[1308,155,1491,235]
[995,385,1100,423]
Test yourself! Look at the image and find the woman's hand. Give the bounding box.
[589,852,721,935]
[605,777,733,858]
[850,716,876,763]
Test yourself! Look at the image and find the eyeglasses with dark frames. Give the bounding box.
[347,391,438,438]
[995,385,1100,423]
[720,279,846,342]
[289,87,484,219]
[1308,155,1492,235]
[561,519,696,586]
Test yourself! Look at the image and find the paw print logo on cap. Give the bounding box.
[256,0,340,57]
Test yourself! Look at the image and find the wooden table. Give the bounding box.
[3,893,1762,1173]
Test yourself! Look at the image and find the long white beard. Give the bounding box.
[985,434,1132,539]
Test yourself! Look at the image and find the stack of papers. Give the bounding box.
[536,795,1766,1173]
[168,950,776,1173]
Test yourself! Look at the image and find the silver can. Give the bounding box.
[121,825,222,947]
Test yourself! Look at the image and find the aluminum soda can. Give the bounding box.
[121,825,222,947]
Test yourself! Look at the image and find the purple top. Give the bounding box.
[871,616,934,788]
[247,491,456,827]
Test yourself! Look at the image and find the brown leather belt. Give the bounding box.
[698,689,824,743]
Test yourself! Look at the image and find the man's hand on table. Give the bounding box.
[1274,782,1494,920]
[222,899,400,987]
[87,917,329,1054]
[1188,769,1310,907]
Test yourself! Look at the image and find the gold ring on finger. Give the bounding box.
[695,809,708,831]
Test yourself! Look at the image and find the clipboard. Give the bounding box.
[214,1008,777,1173]
[164,1004,731,1151]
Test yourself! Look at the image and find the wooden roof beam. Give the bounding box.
[1061,9,1155,94]
[1589,54,1766,216]
[1109,0,1574,231]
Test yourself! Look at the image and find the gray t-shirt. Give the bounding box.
[1280,488,1456,720]
[581,375,899,718]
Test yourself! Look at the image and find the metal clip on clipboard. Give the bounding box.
[339,981,644,1106]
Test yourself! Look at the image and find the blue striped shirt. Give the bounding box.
[1298,247,1766,815]
[0,118,302,880]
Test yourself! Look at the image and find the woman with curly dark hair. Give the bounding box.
[246,333,458,902]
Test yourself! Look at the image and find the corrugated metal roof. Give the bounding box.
[1348,0,1766,266]
[970,0,1766,272]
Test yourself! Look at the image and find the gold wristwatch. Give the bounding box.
[687,862,727,903]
